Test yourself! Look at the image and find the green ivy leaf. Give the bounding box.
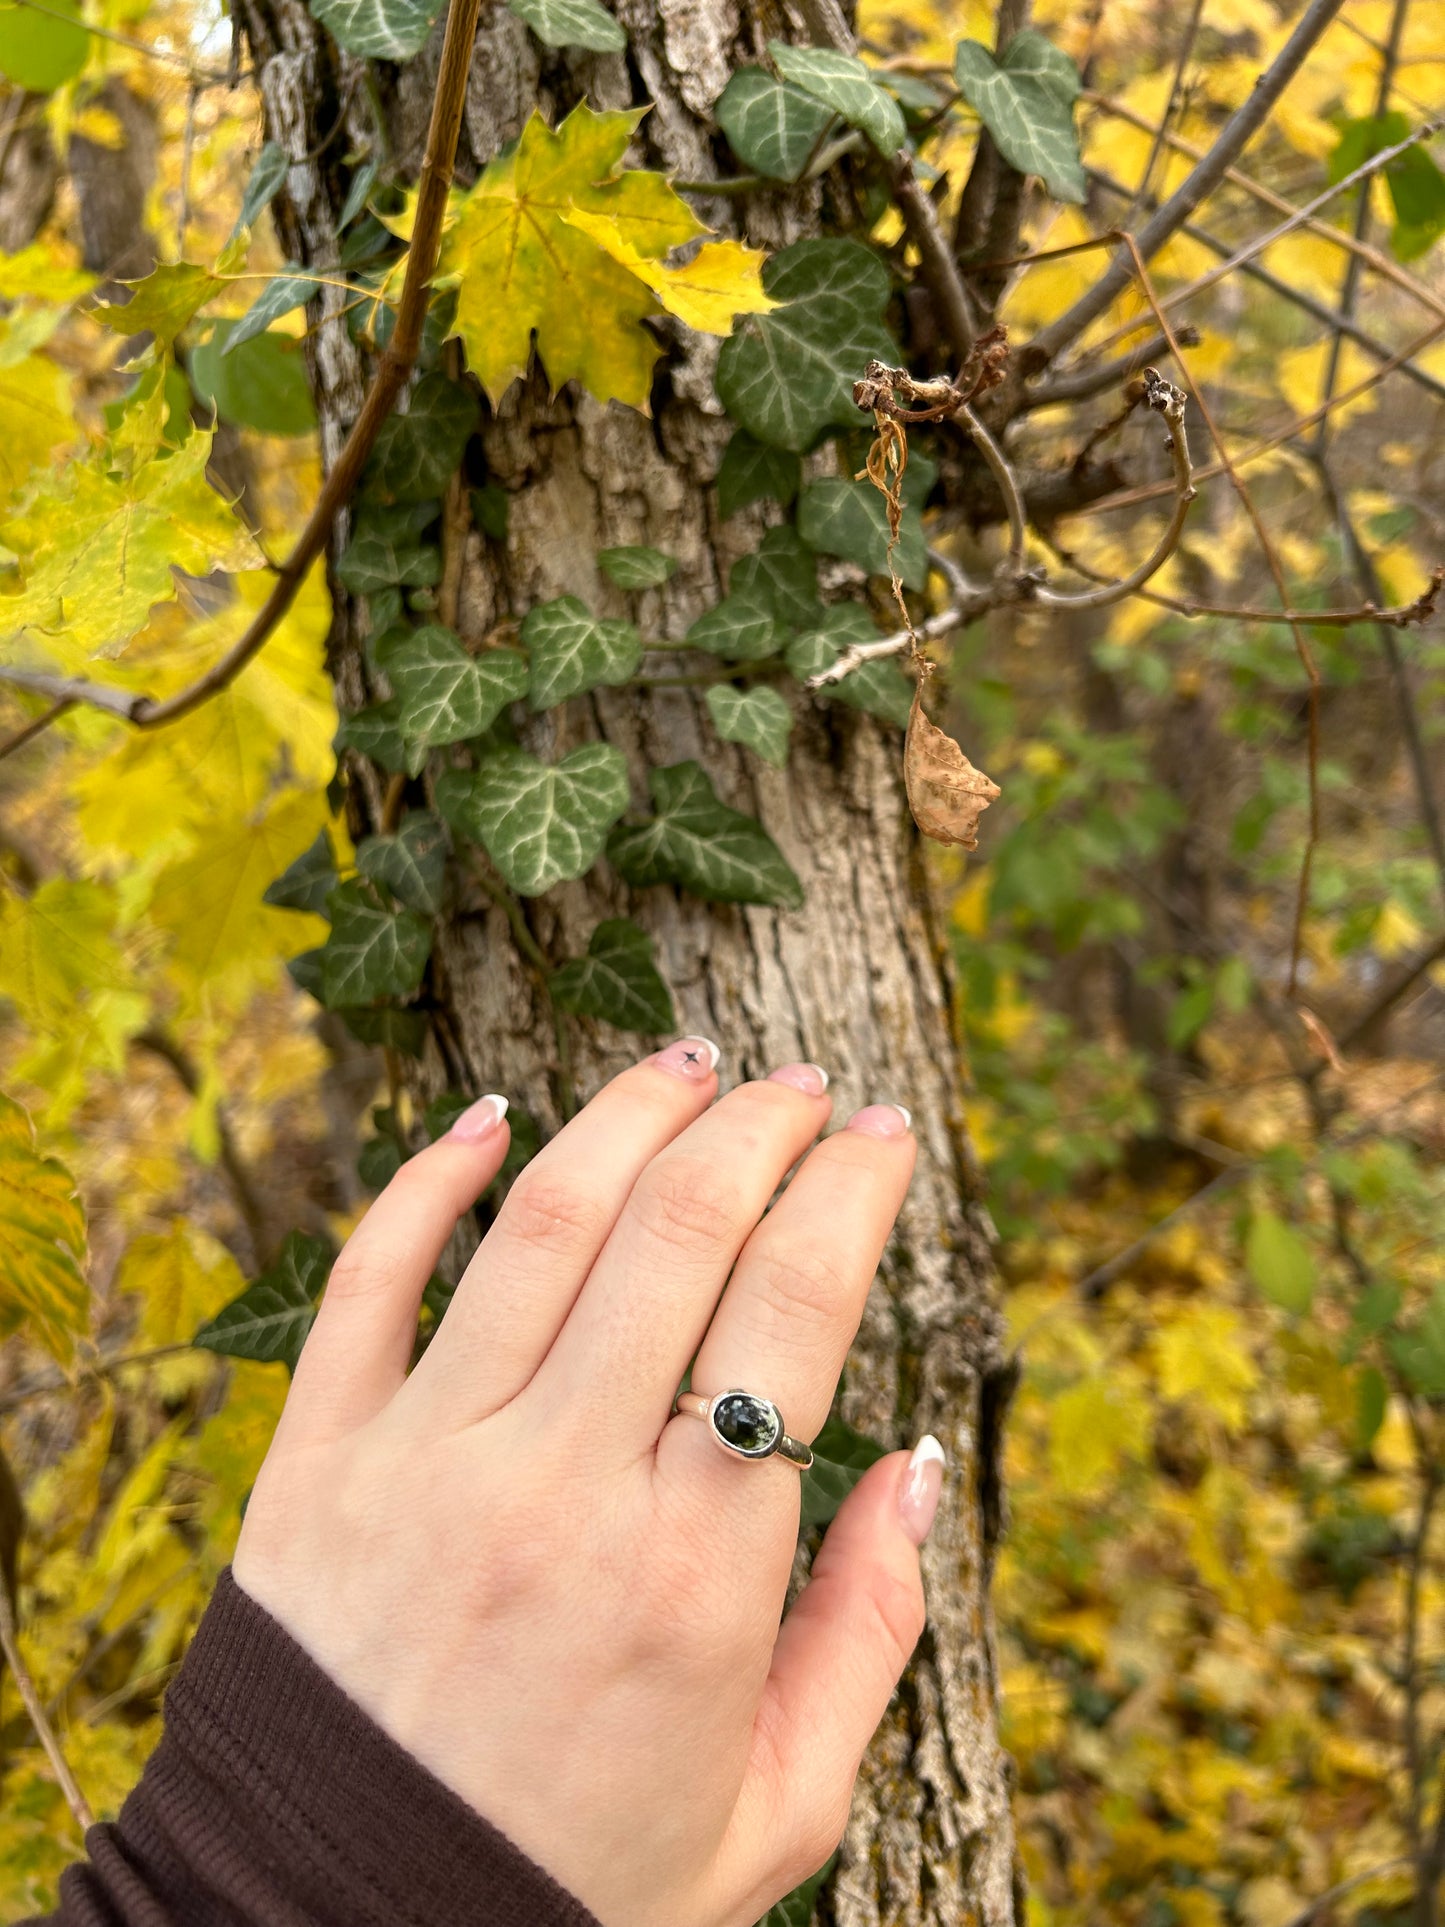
[758,1855,838,1927]
[338,1005,431,1054]
[307,0,445,60]
[714,67,834,183]
[506,0,625,52]
[796,475,926,590]
[953,30,1085,203]
[236,142,291,234]
[552,918,675,1033]
[364,372,477,504]
[768,43,904,158]
[522,595,644,709]
[381,624,529,749]
[320,879,432,1006]
[192,1231,334,1373]
[730,525,820,629]
[715,430,802,519]
[436,743,630,895]
[224,268,321,355]
[263,829,338,915]
[191,320,318,437]
[358,1129,406,1191]
[608,761,803,908]
[1243,1208,1316,1316]
[598,545,677,590]
[335,530,441,596]
[785,605,913,727]
[335,699,413,774]
[686,591,783,662]
[356,810,449,915]
[339,157,379,230]
[706,683,793,768]
[717,238,895,453]
[286,947,325,999]
[800,1415,888,1530]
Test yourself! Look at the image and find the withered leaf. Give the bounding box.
[904,669,1001,850]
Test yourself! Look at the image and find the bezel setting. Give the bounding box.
[707,1389,785,1459]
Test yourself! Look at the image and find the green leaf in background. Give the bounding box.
[0,0,87,91]
[356,811,449,916]
[192,1230,333,1373]
[757,1855,838,1927]
[1243,1208,1316,1316]
[522,595,644,709]
[552,918,675,1032]
[506,0,625,52]
[339,157,380,230]
[715,429,802,519]
[338,1005,431,1054]
[1342,1278,1402,1363]
[335,699,413,774]
[796,475,926,589]
[306,0,445,60]
[785,605,914,728]
[436,743,630,895]
[608,760,803,908]
[706,683,793,767]
[379,624,528,749]
[800,1414,888,1529]
[191,319,318,436]
[1388,1281,1445,1399]
[730,525,820,629]
[358,1130,406,1191]
[768,43,905,158]
[953,30,1085,203]
[716,238,895,453]
[598,545,677,590]
[364,372,477,503]
[1165,980,1214,1051]
[686,591,783,662]
[263,829,338,916]
[1330,113,1445,262]
[714,67,835,183]
[0,1092,88,1362]
[320,879,432,1006]
[236,142,290,234]
[1355,1365,1388,1451]
[224,268,321,355]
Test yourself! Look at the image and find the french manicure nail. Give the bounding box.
[846,1102,911,1138]
[653,1035,721,1079]
[767,1062,830,1097]
[899,1435,945,1546]
[447,1093,509,1142]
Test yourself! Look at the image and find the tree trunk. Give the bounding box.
[236,3,1019,1919]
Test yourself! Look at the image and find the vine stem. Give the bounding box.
[0,1579,95,1833]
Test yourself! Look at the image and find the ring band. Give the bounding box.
[672,1388,813,1470]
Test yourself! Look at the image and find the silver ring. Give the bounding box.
[672,1388,813,1470]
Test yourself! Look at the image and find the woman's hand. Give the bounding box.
[232,1041,944,1927]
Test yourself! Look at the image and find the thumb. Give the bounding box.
[748,1437,945,1874]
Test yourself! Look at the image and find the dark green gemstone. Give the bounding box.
[713,1392,781,1456]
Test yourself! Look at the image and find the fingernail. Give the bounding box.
[847,1102,911,1138]
[652,1035,721,1079]
[446,1093,509,1142]
[767,1062,830,1097]
[899,1435,945,1545]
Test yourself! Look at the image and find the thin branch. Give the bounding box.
[1023,0,1346,369]
[890,153,977,361]
[1047,553,1445,630]
[0,698,75,762]
[1404,1404,1439,1860]
[0,1345,194,1417]
[0,1579,95,1832]
[1278,1859,1413,1927]
[1124,0,1206,225]
[0,0,488,745]
[1337,932,1445,1053]
[1023,325,1201,410]
[960,404,1027,574]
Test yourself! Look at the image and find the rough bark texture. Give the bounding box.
[234,2,1019,1919]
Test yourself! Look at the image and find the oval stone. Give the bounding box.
[712,1391,782,1457]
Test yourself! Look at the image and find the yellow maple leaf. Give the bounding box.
[0,351,75,502]
[115,1219,246,1349]
[443,103,771,410]
[562,208,776,335]
[0,1090,88,1361]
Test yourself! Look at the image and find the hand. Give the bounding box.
[233,1040,945,1927]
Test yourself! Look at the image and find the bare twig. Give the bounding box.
[1403,1402,1439,1861]
[0,698,75,762]
[1023,325,1201,410]
[1047,555,1445,631]
[0,1345,194,1417]
[1124,0,1206,225]
[132,1027,275,1265]
[890,153,978,362]
[1278,1860,1413,1927]
[0,1579,95,1832]
[960,405,1027,574]
[1337,932,1445,1053]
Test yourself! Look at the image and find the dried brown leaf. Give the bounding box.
[904,667,1001,850]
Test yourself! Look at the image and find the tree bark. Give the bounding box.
[236,3,1019,1919]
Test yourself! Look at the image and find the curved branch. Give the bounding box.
[960,404,1027,574]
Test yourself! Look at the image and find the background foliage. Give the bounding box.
[2,0,1445,1922]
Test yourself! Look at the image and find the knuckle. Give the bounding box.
[499,1172,614,1258]
[749,1243,851,1339]
[325,1243,399,1304]
[631,1154,739,1255]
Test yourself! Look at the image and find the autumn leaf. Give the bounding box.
[0,1091,88,1362]
[903,666,1001,850]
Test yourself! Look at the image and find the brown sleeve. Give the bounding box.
[24,1568,605,1927]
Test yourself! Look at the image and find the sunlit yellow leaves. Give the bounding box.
[115,1220,246,1349]
[0,1091,87,1360]
[0,240,94,306]
[0,877,144,1060]
[1153,1304,1260,1431]
[1047,1375,1151,1495]
[443,104,773,410]
[0,353,75,502]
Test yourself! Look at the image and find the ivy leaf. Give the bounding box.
[953,31,1085,203]
[716,430,801,520]
[768,43,905,158]
[800,1415,887,1529]
[191,321,318,438]
[716,238,895,453]
[608,761,803,908]
[339,1005,431,1054]
[436,743,630,895]
[339,157,380,230]
[336,531,441,596]
[522,595,644,708]
[363,372,477,504]
[552,918,675,1032]
[706,683,793,768]
[263,829,338,916]
[686,591,782,663]
[1244,1209,1317,1316]
[335,699,413,775]
[598,545,677,589]
[237,142,291,234]
[785,605,913,728]
[320,879,432,1006]
[0,1092,88,1363]
[506,0,624,53]
[307,0,445,60]
[355,810,449,915]
[797,475,926,589]
[381,624,528,749]
[223,267,321,354]
[760,1859,837,1927]
[192,1231,334,1374]
[714,67,834,183]
[730,525,820,628]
